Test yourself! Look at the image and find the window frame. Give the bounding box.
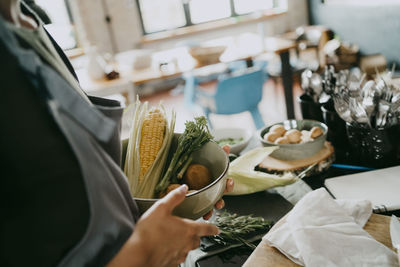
[136,0,283,35]
[36,0,79,51]
[62,0,78,50]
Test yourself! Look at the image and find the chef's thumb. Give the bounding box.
[159,184,188,214]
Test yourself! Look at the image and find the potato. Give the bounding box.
[284,129,302,144]
[310,126,323,139]
[300,130,313,143]
[166,184,181,194]
[275,136,290,144]
[158,183,181,198]
[269,124,286,136]
[263,132,280,143]
[183,164,212,190]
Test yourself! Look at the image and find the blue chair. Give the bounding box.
[195,68,266,129]
[183,60,268,110]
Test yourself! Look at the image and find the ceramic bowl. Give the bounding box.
[133,136,229,220]
[258,120,328,160]
[212,127,252,155]
[189,45,226,65]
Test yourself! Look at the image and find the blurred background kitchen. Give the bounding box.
[35,0,400,146]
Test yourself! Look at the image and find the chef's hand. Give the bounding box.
[202,145,234,220]
[107,184,219,267]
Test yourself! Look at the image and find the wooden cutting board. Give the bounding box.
[257,142,334,172]
[243,214,394,266]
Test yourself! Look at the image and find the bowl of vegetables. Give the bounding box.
[258,120,328,161]
[212,128,253,155]
[123,100,229,220]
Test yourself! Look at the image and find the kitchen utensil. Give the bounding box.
[310,73,323,102]
[298,93,323,122]
[333,95,352,123]
[321,100,348,148]
[345,123,398,168]
[297,163,317,179]
[361,80,376,98]
[390,215,400,264]
[392,92,400,104]
[301,69,312,92]
[376,100,390,128]
[349,87,370,127]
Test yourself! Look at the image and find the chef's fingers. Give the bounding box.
[158,184,188,214]
[222,145,230,155]
[224,178,234,194]
[187,220,219,237]
[202,210,213,220]
[215,199,225,210]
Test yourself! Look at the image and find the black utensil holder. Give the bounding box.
[345,123,400,168]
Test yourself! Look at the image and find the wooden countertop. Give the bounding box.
[243,214,394,266]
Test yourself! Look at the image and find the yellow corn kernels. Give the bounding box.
[139,108,166,182]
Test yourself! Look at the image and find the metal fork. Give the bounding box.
[333,94,352,123]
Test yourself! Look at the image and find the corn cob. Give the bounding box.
[139,108,166,183]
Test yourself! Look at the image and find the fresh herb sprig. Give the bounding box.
[207,212,273,250]
[156,116,213,194]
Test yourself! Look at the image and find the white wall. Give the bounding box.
[70,0,308,54]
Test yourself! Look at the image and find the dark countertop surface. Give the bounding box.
[196,136,400,266]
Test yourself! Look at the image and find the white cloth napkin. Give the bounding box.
[263,188,398,267]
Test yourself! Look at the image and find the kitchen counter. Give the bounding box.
[196,136,399,266]
[244,214,395,266]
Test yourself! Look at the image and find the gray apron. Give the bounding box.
[0,17,140,266]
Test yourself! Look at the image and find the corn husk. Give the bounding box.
[124,98,176,198]
[227,147,297,195]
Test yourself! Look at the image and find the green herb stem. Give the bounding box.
[206,212,273,249]
[155,116,213,194]
[177,155,193,179]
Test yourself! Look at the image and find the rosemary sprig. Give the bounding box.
[205,211,273,250]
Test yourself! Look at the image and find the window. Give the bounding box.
[34,0,77,50]
[323,0,400,5]
[137,0,285,35]
[233,0,273,15]
[188,0,231,24]
[138,0,186,33]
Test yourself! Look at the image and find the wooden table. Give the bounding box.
[243,214,395,266]
[129,36,296,120]
[76,68,136,102]
[77,36,296,117]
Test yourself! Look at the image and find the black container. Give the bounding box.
[345,123,400,168]
[298,93,323,122]
[321,100,348,149]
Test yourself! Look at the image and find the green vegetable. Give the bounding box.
[206,211,273,249]
[156,116,213,194]
[216,137,244,147]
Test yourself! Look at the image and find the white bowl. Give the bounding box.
[212,128,253,155]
